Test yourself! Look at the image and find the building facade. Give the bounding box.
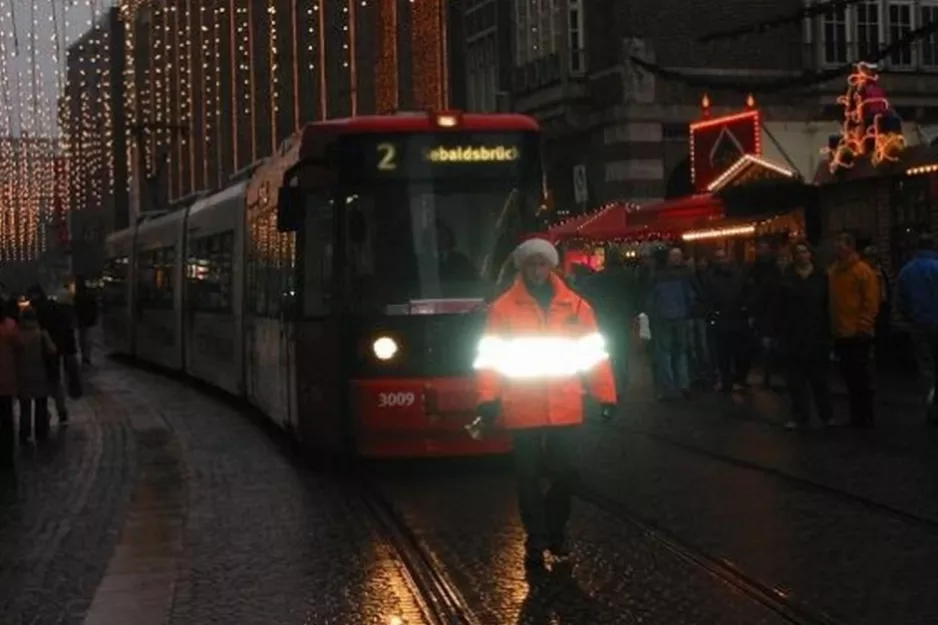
[62,7,128,278]
[459,0,514,113]
[121,0,454,210]
[509,0,938,218]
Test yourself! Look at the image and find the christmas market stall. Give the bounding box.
[546,201,638,273]
[812,61,938,274]
[636,96,806,262]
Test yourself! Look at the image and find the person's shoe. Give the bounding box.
[784,421,799,430]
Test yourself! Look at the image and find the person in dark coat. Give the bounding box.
[770,242,834,428]
[26,285,77,423]
[73,275,99,365]
[703,248,750,392]
[587,254,632,389]
[747,238,781,387]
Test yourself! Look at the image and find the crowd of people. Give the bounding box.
[0,277,99,470]
[573,231,938,429]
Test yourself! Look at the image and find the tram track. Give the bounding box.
[359,475,483,625]
[576,484,844,625]
[607,420,938,532]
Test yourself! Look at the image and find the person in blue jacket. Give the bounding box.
[896,233,938,424]
[645,248,696,400]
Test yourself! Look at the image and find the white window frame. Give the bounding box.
[854,1,884,62]
[920,1,938,67]
[820,1,851,66]
[887,1,914,68]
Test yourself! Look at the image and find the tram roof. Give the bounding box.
[299,112,540,136]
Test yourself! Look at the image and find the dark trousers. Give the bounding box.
[19,398,50,443]
[835,336,874,425]
[513,426,580,551]
[714,322,749,386]
[0,396,14,468]
[785,352,834,424]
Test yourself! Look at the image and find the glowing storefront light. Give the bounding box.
[473,333,609,379]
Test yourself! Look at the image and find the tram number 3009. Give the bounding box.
[377,392,417,408]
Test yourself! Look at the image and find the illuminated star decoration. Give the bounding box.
[824,61,906,174]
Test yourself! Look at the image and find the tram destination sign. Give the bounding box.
[340,132,532,181]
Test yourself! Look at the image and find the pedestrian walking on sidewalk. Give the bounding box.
[15,308,56,444]
[895,233,938,424]
[771,242,834,429]
[829,232,880,428]
[0,307,18,469]
[475,237,617,569]
[73,275,98,365]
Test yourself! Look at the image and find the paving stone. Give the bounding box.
[0,375,136,625]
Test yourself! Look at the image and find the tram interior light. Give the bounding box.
[373,336,399,361]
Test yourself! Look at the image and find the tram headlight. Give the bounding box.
[372,336,399,361]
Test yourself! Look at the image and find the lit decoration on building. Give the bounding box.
[824,62,905,174]
[689,99,761,193]
[376,0,399,113]
[412,0,447,110]
[682,224,756,241]
[706,154,796,193]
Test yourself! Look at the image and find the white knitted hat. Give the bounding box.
[513,237,559,269]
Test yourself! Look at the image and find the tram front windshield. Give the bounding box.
[341,179,539,314]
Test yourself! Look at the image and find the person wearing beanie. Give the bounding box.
[474,237,617,569]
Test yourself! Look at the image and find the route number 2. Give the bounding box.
[378,392,415,408]
[377,143,397,170]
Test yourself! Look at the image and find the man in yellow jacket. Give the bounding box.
[829,232,880,427]
[475,237,617,569]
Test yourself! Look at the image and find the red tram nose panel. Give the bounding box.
[351,377,511,457]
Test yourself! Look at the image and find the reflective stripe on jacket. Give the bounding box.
[477,272,617,429]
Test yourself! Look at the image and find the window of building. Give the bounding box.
[889,2,913,67]
[513,0,557,67]
[569,0,585,74]
[823,5,849,65]
[102,256,129,310]
[921,3,938,67]
[138,246,176,309]
[187,230,234,312]
[855,1,881,61]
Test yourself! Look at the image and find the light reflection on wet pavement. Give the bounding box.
[2,362,937,625]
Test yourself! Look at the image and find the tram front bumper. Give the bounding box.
[350,377,511,458]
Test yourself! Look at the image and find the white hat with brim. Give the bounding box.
[513,237,559,270]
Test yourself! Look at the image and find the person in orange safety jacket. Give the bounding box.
[475,237,617,569]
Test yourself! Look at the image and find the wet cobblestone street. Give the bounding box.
[2,360,937,624]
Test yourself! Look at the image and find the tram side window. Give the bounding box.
[139,246,176,309]
[102,256,129,309]
[187,231,234,312]
[304,194,333,316]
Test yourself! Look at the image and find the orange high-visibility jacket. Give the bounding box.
[477,273,617,429]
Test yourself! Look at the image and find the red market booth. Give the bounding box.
[637,95,803,260]
[547,201,637,272]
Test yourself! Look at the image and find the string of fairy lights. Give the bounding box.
[0,1,101,264]
[0,0,448,269]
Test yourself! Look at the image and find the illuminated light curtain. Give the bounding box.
[375,0,397,113]
[0,5,13,261]
[411,0,446,110]
[268,0,278,150]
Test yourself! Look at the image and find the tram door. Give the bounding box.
[292,193,345,450]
